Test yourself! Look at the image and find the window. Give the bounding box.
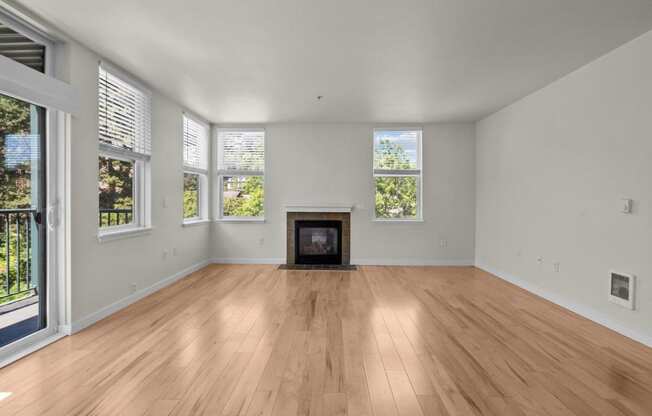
[216,129,265,220]
[0,21,45,73]
[98,62,151,236]
[183,114,208,222]
[373,129,422,220]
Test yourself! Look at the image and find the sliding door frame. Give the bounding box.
[0,6,70,367]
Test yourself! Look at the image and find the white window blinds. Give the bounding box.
[217,129,265,173]
[183,115,208,171]
[98,64,151,157]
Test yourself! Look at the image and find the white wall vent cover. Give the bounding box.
[609,271,636,310]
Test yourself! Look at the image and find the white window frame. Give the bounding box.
[97,62,152,242]
[182,113,209,225]
[372,128,423,222]
[215,127,265,222]
[97,149,150,238]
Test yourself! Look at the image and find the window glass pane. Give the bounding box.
[222,176,264,217]
[98,156,134,228]
[0,94,41,209]
[183,173,200,219]
[373,130,419,170]
[0,93,43,311]
[375,176,418,219]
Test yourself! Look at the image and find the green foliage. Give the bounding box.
[223,176,264,217]
[375,176,418,219]
[98,156,133,210]
[183,173,199,219]
[375,139,418,219]
[0,95,30,133]
[0,216,33,303]
[98,156,134,227]
[0,95,32,209]
[0,95,35,304]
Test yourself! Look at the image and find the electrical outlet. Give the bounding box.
[553,262,560,273]
[130,283,137,293]
[163,249,169,259]
[259,237,265,246]
[172,247,178,256]
[440,239,448,248]
[537,257,543,264]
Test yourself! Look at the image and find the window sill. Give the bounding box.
[182,219,211,227]
[98,226,153,243]
[214,218,266,223]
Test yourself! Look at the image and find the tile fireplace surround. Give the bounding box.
[285,206,352,265]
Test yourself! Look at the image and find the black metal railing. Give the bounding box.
[0,209,36,305]
[99,208,133,228]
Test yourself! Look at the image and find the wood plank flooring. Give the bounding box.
[0,265,651,416]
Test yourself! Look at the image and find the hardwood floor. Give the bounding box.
[0,265,651,415]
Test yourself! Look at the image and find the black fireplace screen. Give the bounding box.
[295,220,342,264]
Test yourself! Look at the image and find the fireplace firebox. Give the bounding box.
[295,220,342,265]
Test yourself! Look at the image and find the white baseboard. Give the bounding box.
[211,258,474,266]
[212,258,284,265]
[70,259,211,334]
[58,324,72,336]
[353,258,474,266]
[476,262,652,348]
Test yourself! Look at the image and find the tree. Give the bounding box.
[374,139,418,218]
[98,156,134,227]
[183,173,199,218]
[222,176,264,217]
[0,95,34,303]
[0,95,32,209]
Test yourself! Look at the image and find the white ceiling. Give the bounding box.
[15,0,652,123]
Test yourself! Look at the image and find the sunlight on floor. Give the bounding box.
[0,392,12,401]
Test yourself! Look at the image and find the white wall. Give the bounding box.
[62,40,211,326]
[476,31,652,343]
[212,123,476,265]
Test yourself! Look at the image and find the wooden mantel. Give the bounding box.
[284,205,353,213]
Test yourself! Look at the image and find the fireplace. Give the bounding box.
[286,209,351,266]
[295,220,342,265]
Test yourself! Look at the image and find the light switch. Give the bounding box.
[621,198,633,214]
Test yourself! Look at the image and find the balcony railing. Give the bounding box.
[99,208,133,228]
[0,209,37,305]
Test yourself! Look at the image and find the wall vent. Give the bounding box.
[609,271,635,310]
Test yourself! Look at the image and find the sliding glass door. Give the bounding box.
[0,93,46,348]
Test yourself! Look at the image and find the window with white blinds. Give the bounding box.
[216,129,265,219]
[98,64,151,157]
[183,115,208,171]
[217,129,265,173]
[97,62,152,236]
